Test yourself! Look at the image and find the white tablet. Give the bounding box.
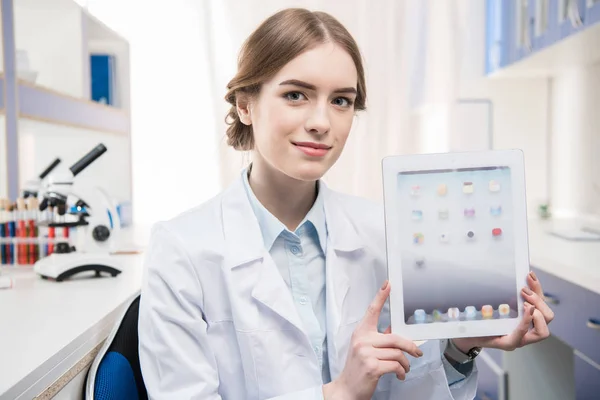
[382,149,530,341]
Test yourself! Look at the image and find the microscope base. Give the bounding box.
[34,253,122,282]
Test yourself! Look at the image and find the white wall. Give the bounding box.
[79,0,222,225]
[0,116,7,198]
[18,120,132,204]
[14,0,85,97]
[550,64,600,217]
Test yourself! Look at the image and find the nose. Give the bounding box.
[304,103,330,135]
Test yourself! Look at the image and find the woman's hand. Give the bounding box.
[323,281,423,400]
[453,271,553,353]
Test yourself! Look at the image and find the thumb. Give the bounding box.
[360,280,390,330]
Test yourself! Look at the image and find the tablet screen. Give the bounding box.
[396,166,519,324]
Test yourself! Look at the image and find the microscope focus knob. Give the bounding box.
[92,225,111,242]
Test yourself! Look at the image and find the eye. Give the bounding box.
[332,97,353,108]
[284,91,307,102]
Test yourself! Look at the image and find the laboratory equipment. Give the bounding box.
[34,144,122,281]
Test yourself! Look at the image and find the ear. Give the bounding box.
[236,94,252,126]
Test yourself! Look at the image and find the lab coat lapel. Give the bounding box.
[221,176,306,334]
[321,183,365,378]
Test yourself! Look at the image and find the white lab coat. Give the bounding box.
[138,175,478,400]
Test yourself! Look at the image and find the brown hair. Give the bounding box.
[224,8,367,151]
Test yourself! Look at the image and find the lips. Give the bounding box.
[293,141,332,157]
[292,141,332,150]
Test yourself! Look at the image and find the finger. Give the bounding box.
[521,309,550,346]
[384,326,392,334]
[360,280,391,330]
[527,271,544,298]
[372,333,423,358]
[474,335,507,349]
[378,360,407,381]
[496,302,535,350]
[521,286,555,323]
[373,348,411,373]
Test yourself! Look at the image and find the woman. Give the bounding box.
[138,8,553,400]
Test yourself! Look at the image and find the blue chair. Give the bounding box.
[85,292,148,399]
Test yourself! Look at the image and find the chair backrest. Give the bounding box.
[85,292,148,400]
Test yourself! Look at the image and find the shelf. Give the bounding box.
[488,17,600,78]
[17,79,129,135]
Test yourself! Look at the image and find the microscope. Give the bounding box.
[33,144,123,281]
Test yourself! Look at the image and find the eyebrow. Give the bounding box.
[279,79,357,95]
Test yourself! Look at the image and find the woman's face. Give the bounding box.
[241,42,358,182]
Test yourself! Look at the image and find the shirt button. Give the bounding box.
[290,246,301,255]
[314,346,321,354]
[299,296,308,305]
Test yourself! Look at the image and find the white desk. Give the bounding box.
[0,219,599,400]
[528,218,600,295]
[0,226,149,400]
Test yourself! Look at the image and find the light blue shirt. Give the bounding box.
[242,168,470,389]
[242,168,331,384]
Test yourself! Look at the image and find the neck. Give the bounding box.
[248,158,317,231]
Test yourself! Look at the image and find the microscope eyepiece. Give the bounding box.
[70,144,107,177]
[39,158,61,179]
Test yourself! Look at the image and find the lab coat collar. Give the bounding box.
[221,176,265,268]
[240,167,328,253]
[319,181,364,253]
[221,172,364,270]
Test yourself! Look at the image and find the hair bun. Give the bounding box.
[225,105,254,151]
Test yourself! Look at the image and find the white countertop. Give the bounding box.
[0,226,150,399]
[0,219,599,398]
[528,218,600,295]
[0,254,145,399]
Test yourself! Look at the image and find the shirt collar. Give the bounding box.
[241,166,328,252]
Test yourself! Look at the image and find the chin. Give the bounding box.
[286,161,330,182]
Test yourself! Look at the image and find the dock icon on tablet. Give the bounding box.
[463,182,474,194]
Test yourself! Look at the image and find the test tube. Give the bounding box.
[8,204,16,266]
[27,197,38,264]
[0,199,7,265]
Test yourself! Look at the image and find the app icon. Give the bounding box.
[464,208,476,218]
[466,230,475,240]
[412,210,423,221]
[439,233,449,243]
[413,233,424,245]
[489,180,500,192]
[499,304,510,317]
[414,309,426,323]
[447,307,460,320]
[465,306,477,319]
[463,182,474,194]
[437,184,448,196]
[411,185,421,196]
[492,228,503,237]
[482,305,494,319]
[415,257,425,268]
[490,205,502,216]
[438,209,449,220]
[432,309,443,321]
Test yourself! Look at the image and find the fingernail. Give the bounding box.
[417,349,423,357]
[381,280,389,290]
[522,287,533,295]
[530,271,537,281]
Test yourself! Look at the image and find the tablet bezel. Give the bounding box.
[382,149,530,340]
